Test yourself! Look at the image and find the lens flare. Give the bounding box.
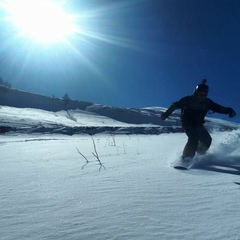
[0,0,141,82]
[2,0,79,44]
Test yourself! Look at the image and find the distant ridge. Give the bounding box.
[0,86,166,125]
[0,86,92,112]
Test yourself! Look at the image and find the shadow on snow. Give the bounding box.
[192,155,240,176]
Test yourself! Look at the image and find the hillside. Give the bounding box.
[0,86,239,135]
[1,88,240,240]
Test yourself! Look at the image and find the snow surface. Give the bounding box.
[1,103,240,240]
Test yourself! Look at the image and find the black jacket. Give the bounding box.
[164,95,231,126]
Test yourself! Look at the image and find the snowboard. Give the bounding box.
[173,158,194,170]
[174,165,190,170]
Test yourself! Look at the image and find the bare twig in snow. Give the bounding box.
[91,136,106,171]
[110,134,116,146]
[76,147,89,169]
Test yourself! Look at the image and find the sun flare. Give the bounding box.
[0,0,139,81]
[4,0,79,44]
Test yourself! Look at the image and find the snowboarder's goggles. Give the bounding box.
[197,91,207,97]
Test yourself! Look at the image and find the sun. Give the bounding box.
[4,0,79,44]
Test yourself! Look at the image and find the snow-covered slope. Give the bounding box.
[0,86,239,135]
[1,86,240,240]
[0,105,239,135]
[1,131,240,240]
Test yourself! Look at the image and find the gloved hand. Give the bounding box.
[228,108,236,118]
[160,112,168,120]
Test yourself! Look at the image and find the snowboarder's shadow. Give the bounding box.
[193,156,240,176]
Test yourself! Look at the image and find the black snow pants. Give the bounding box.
[182,125,212,158]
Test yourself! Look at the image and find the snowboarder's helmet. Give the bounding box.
[194,79,209,95]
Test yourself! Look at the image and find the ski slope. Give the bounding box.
[1,105,240,240]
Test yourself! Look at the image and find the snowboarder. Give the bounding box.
[160,79,236,161]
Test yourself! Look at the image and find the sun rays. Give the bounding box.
[0,0,141,85]
[1,0,80,44]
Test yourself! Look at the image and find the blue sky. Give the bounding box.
[0,0,239,122]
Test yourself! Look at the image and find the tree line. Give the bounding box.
[0,76,11,88]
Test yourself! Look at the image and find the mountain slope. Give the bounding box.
[0,86,239,135]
